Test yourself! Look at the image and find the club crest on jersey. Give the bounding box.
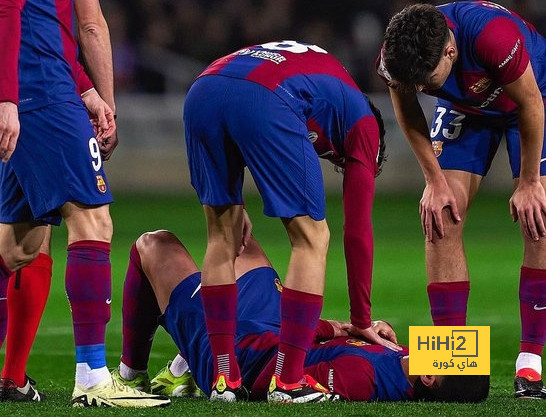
[274,278,283,293]
[346,339,368,347]
[469,77,492,94]
[96,175,107,193]
[432,141,443,157]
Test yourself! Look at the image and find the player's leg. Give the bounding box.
[0,221,47,345]
[509,114,546,399]
[184,76,249,401]
[60,202,114,392]
[201,204,246,400]
[425,169,481,325]
[114,230,200,397]
[1,226,52,402]
[265,215,330,403]
[425,104,503,326]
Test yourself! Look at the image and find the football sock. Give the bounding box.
[0,255,12,348]
[119,361,146,381]
[2,254,52,387]
[201,283,240,383]
[169,353,189,377]
[275,287,323,384]
[120,244,160,370]
[66,240,111,388]
[516,353,542,377]
[0,275,8,349]
[519,266,546,358]
[427,281,470,326]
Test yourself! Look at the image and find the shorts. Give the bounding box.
[183,75,325,220]
[0,100,113,225]
[429,99,546,178]
[161,266,281,395]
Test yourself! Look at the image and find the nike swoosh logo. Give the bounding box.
[541,158,546,163]
[0,297,6,301]
[106,298,112,305]
[533,304,546,311]
[190,283,201,298]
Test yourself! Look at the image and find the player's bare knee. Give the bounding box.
[136,230,176,257]
[8,246,39,270]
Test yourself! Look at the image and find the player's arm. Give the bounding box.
[341,121,400,350]
[0,0,24,162]
[474,16,546,240]
[389,87,461,241]
[74,0,117,159]
[504,64,546,240]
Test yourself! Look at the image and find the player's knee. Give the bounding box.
[136,230,175,257]
[7,245,40,271]
[315,221,330,255]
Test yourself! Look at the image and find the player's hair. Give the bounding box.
[383,3,450,90]
[413,375,490,403]
[367,97,387,177]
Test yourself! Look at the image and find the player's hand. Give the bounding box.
[509,180,546,241]
[98,129,118,160]
[342,323,402,351]
[0,101,20,162]
[237,209,253,256]
[81,88,116,140]
[419,178,461,241]
[371,320,398,344]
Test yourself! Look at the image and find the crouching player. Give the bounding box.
[112,230,489,403]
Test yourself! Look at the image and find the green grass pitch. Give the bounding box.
[0,192,544,416]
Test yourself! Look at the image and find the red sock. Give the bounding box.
[201,284,240,383]
[0,278,8,349]
[427,281,469,326]
[519,267,546,355]
[276,288,323,384]
[2,254,52,386]
[121,244,160,369]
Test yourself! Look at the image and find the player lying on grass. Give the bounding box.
[112,229,489,403]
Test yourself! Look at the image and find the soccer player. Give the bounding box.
[0,0,168,407]
[377,2,546,399]
[184,39,392,402]
[113,229,490,403]
[0,0,120,403]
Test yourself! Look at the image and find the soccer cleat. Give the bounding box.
[267,374,330,403]
[111,367,151,393]
[71,375,171,408]
[514,373,546,399]
[150,361,202,397]
[0,376,45,402]
[209,373,248,402]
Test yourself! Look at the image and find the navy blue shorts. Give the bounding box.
[161,266,282,395]
[0,100,113,225]
[184,75,325,220]
[429,99,546,178]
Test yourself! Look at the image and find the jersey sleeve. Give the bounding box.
[74,60,94,95]
[342,116,380,329]
[474,17,529,85]
[0,0,24,104]
[314,319,335,342]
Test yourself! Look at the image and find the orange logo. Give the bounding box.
[432,141,443,157]
[345,339,368,347]
[96,175,107,193]
[274,278,283,293]
[469,77,492,94]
